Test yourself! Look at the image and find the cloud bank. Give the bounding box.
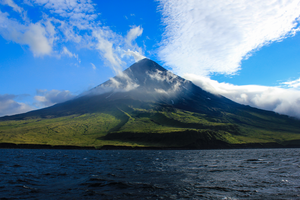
[34,89,76,107]
[0,94,33,117]
[0,89,77,117]
[158,0,300,76]
[185,74,300,119]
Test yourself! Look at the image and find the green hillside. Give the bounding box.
[1,100,300,149]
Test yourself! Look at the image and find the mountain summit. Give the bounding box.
[1,59,300,149]
[88,58,188,101]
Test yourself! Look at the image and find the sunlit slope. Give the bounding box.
[1,58,300,148]
[1,98,300,148]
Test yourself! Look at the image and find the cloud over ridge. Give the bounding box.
[158,0,300,76]
[185,74,300,119]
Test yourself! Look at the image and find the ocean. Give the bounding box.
[0,148,299,199]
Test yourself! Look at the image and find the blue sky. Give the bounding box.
[1,0,300,118]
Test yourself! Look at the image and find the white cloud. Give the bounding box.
[107,72,140,92]
[125,50,145,62]
[92,29,124,74]
[0,11,54,56]
[1,0,22,13]
[91,62,96,70]
[147,69,178,83]
[126,26,143,46]
[0,0,28,21]
[32,0,98,30]
[185,74,300,119]
[88,73,140,96]
[154,88,168,95]
[0,94,33,117]
[62,46,79,62]
[154,81,181,95]
[158,0,300,76]
[34,89,75,107]
[282,78,300,89]
[62,46,73,57]
[0,90,77,116]
[57,20,82,43]
[24,23,53,56]
[147,69,183,94]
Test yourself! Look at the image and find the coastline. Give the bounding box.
[1,142,300,150]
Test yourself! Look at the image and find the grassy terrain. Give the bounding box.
[1,102,300,149]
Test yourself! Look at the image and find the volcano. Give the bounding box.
[1,58,300,149]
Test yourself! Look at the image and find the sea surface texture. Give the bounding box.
[0,148,299,199]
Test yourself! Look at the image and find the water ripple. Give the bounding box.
[0,148,300,199]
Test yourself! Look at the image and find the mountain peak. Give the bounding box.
[89,58,182,96]
[125,58,167,74]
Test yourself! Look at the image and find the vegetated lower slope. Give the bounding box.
[1,58,300,149]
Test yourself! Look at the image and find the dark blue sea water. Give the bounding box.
[0,148,299,199]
